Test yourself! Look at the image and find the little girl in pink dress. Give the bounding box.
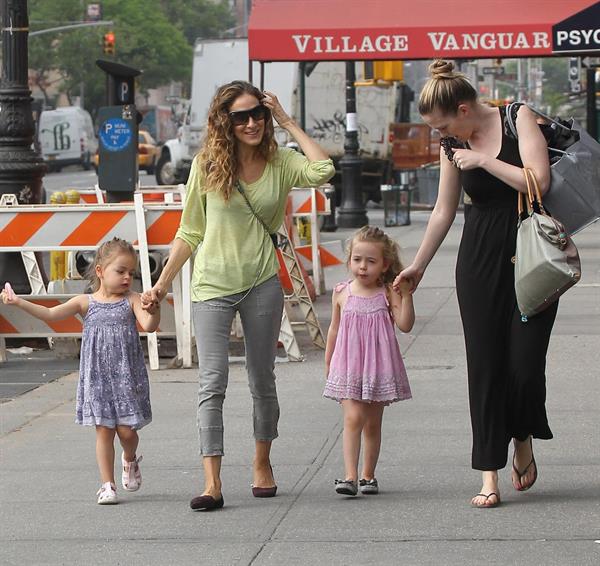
[324,226,414,496]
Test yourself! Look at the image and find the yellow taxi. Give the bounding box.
[93,129,159,173]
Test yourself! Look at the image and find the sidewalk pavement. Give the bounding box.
[1,210,599,566]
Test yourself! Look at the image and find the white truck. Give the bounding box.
[38,106,98,172]
[155,39,401,202]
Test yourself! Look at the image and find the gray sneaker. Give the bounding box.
[359,478,379,494]
[335,479,358,496]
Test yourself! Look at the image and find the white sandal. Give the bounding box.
[122,454,143,492]
[97,482,118,505]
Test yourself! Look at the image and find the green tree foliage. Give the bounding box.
[541,57,570,114]
[28,0,233,117]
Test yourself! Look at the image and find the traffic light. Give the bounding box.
[360,61,403,86]
[568,57,581,93]
[103,32,115,55]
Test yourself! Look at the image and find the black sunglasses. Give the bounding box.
[229,105,267,126]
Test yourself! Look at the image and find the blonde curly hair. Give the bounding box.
[347,226,403,286]
[196,80,278,201]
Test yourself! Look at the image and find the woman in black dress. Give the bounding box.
[394,60,555,508]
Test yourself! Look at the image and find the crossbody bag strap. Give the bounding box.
[236,181,279,248]
[522,103,571,132]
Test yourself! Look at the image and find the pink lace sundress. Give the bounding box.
[323,280,411,404]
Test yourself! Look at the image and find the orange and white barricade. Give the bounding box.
[0,294,177,338]
[76,184,185,204]
[0,193,192,370]
[289,184,343,295]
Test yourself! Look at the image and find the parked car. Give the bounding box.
[39,106,98,172]
[138,130,159,174]
[93,129,159,173]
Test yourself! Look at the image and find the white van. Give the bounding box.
[38,107,98,171]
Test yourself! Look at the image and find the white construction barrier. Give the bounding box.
[289,185,343,295]
[0,193,191,370]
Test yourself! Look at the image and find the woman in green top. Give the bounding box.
[142,80,334,511]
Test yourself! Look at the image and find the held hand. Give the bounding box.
[392,264,424,295]
[262,91,293,128]
[451,147,486,171]
[144,302,160,315]
[141,284,167,311]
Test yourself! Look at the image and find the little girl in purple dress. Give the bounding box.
[324,226,414,496]
[1,238,160,505]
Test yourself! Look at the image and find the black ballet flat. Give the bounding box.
[252,485,277,498]
[190,494,224,511]
[252,465,277,498]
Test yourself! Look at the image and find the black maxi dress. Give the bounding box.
[455,106,558,471]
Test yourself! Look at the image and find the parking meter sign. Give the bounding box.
[100,118,133,152]
[118,81,131,104]
[97,106,138,199]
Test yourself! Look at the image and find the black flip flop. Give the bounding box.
[471,492,501,508]
[512,437,538,492]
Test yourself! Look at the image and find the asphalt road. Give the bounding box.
[41,166,158,199]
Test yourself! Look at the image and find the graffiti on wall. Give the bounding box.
[307,111,369,144]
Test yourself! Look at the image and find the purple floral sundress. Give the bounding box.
[76,295,152,430]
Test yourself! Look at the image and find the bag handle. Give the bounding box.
[524,168,547,214]
[518,168,547,218]
[522,103,571,132]
[507,102,571,136]
[518,168,533,217]
[506,103,570,156]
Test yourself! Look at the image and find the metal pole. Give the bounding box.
[337,61,367,228]
[260,62,264,91]
[586,67,598,141]
[0,0,47,292]
[299,62,306,131]
[0,0,45,201]
[28,20,114,36]
[517,59,527,101]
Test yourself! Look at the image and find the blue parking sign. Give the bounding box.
[99,118,133,152]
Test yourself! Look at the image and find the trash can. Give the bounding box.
[321,184,338,232]
[380,183,412,227]
[415,164,440,205]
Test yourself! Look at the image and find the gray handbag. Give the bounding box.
[506,102,600,235]
[514,168,581,322]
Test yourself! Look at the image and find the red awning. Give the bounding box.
[248,0,600,61]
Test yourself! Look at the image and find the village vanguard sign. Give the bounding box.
[427,31,550,51]
[292,34,409,54]
[249,0,600,61]
[291,30,552,57]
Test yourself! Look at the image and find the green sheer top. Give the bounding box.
[175,147,335,301]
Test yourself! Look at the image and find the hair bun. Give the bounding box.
[429,59,456,80]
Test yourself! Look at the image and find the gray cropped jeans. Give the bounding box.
[192,275,284,456]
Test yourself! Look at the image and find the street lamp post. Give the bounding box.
[0,0,46,202]
[0,0,47,292]
[337,61,367,228]
[0,0,45,203]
